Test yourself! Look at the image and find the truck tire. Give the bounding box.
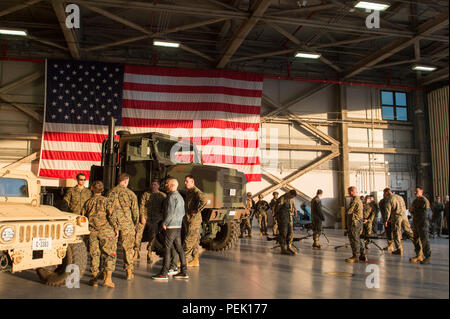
[36,241,87,287]
[201,220,239,251]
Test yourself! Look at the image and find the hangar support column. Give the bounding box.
[337,85,349,225]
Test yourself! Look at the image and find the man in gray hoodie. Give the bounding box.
[152,178,189,280]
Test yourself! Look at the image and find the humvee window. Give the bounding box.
[127,138,153,161]
[0,178,29,197]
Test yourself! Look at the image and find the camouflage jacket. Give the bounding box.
[431,202,444,215]
[363,203,375,222]
[385,194,406,221]
[311,196,325,222]
[275,194,296,218]
[255,200,270,213]
[63,186,92,215]
[185,186,207,216]
[347,196,363,223]
[410,196,430,224]
[107,185,139,227]
[139,191,166,223]
[269,198,277,214]
[82,194,118,233]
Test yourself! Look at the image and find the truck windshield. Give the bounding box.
[0,178,28,197]
[154,138,201,164]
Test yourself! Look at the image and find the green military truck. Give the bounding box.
[89,118,249,252]
[0,168,89,286]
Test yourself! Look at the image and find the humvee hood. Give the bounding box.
[0,203,72,222]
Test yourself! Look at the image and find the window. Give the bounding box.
[381,90,408,121]
[0,178,29,197]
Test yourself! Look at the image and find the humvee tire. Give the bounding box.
[36,242,88,287]
[201,220,240,251]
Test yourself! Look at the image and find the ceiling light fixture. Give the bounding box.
[153,40,180,48]
[0,28,28,36]
[295,52,321,59]
[354,1,390,11]
[412,65,437,72]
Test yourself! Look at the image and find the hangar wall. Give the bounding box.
[1,60,419,226]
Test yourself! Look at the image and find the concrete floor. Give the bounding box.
[0,227,448,299]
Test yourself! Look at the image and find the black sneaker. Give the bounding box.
[173,272,189,279]
[152,274,168,280]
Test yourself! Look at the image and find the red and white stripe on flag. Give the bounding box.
[39,63,263,182]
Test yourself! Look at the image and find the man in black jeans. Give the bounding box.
[152,178,189,280]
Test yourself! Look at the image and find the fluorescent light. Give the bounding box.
[412,65,437,72]
[153,40,180,48]
[295,52,321,59]
[0,28,28,36]
[354,1,390,11]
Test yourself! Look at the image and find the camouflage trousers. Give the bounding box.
[311,219,322,237]
[257,211,268,234]
[390,213,414,250]
[118,225,135,270]
[431,212,443,235]
[89,229,117,274]
[347,219,364,256]
[134,221,159,253]
[412,219,431,258]
[183,213,202,261]
[240,217,252,236]
[272,215,278,235]
[278,214,293,248]
[383,219,393,246]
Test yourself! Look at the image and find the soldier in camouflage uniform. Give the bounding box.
[345,186,366,263]
[270,192,279,235]
[362,196,375,249]
[183,175,207,267]
[311,189,325,249]
[409,187,431,264]
[107,173,139,280]
[379,195,393,251]
[255,194,270,236]
[63,173,92,215]
[240,192,254,238]
[276,190,298,255]
[134,179,166,263]
[82,181,118,288]
[384,188,414,255]
[431,196,445,237]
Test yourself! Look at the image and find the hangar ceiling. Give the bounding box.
[0,0,448,86]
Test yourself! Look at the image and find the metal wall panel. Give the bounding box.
[427,86,449,198]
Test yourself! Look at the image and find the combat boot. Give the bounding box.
[383,243,394,252]
[126,269,134,280]
[103,271,115,288]
[420,257,431,264]
[409,255,424,263]
[187,257,200,267]
[392,248,403,255]
[133,248,140,262]
[287,245,298,255]
[359,254,368,262]
[89,272,98,287]
[248,233,252,238]
[345,255,357,263]
[260,232,263,236]
[312,236,322,249]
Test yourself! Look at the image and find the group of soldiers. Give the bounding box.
[63,172,207,287]
[346,186,440,264]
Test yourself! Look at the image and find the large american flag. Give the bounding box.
[39,60,262,182]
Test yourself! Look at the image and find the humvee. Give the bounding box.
[0,168,89,286]
[89,118,249,252]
